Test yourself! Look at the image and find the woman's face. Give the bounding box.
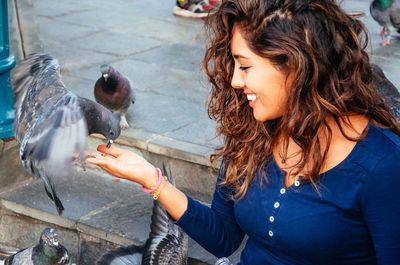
[230,25,291,122]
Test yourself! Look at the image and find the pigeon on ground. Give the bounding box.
[371,63,400,120]
[4,228,70,265]
[94,64,135,129]
[370,0,400,46]
[11,53,121,215]
[96,165,188,265]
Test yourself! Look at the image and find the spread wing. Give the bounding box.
[141,166,188,265]
[4,248,33,265]
[20,94,88,177]
[11,53,88,215]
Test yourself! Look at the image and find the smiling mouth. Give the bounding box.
[246,94,258,102]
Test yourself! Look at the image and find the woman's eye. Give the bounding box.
[239,66,250,71]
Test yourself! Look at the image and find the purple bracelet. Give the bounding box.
[142,168,162,193]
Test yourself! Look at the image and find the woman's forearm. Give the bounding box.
[157,182,188,221]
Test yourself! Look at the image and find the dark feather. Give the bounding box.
[141,165,188,265]
[96,245,144,265]
[96,165,188,265]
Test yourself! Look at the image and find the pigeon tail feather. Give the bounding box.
[96,244,144,265]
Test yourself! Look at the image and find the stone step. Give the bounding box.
[0,137,241,265]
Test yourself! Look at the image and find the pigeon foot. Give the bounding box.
[120,115,130,129]
[380,39,391,46]
[380,28,386,39]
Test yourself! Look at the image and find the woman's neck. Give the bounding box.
[274,114,369,187]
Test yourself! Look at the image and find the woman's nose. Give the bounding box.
[231,68,244,89]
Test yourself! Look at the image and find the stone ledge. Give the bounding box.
[91,129,221,170]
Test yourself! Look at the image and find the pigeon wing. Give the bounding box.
[21,93,88,178]
[11,53,65,143]
[11,53,88,215]
[4,248,34,265]
[141,165,188,265]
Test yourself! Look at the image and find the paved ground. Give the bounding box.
[13,0,400,157]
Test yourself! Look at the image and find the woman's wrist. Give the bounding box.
[142,167,159,189]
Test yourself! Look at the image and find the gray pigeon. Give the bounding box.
[11,53,121,215]
[4,228,70,265]
[370,0,400,46]
[96,165,188,265]
[94,64,135,129]
[371,63,400,120]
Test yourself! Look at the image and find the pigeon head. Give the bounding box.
[98,104,121,147]
[105,113,121,148]
[100,64,114,82]
[40,228,59,247]
[78,97,121,147]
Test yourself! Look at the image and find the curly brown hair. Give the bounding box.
[204,0,400,200]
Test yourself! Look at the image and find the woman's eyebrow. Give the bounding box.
[233,54,250,59]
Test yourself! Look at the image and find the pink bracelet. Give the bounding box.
[142,168,163,193]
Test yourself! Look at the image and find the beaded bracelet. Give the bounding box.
[151,176,168,200]
[142,168,163,193]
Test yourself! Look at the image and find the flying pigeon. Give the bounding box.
[4,227,70,265]
[371,63,400,120]
[370,0,400,46]
[94,64,135,129]
[96,165,188,265]
[11,53,121,215]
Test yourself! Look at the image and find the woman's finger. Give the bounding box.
[97,144,123,157]
[86,155,115,166]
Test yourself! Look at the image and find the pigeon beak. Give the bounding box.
[103,73,109,81]
[106,139,113,148]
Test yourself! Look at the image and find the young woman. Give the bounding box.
[87,0,400,264]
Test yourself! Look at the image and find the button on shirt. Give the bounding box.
[176,122,400,264]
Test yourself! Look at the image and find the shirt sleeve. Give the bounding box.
[175,164,245,258]
[361,151,400,264]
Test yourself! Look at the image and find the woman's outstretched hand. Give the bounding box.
[87,144,189,221]
[86,144,158,188]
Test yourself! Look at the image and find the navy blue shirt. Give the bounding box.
[176,122,400,264]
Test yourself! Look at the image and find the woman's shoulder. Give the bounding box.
[352,122,400,170]
[368,122,400,151]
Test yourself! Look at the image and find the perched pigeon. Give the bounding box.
[94,64,135,129]
[370,0,400,46]
[371,63,400,120]
[11,53,121,215]
[4,228,70,265]
[96,166,188,265]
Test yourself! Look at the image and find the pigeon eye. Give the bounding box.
[45,236,50,240]
[110,131,115,136]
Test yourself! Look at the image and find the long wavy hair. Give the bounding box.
[204,0,400,200]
